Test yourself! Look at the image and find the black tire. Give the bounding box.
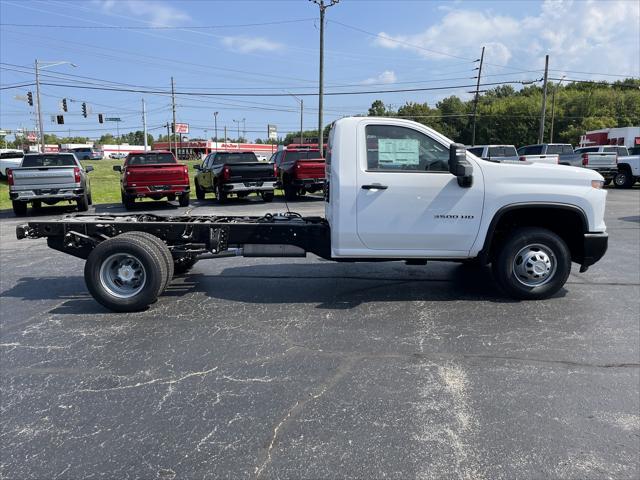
[174,255,198,275]
[122,191,135,210]
[215,183,227,203]
[12,200,27,216]
[118,232,174,293]
[88,193,93,205]
[261,191,274,202]
[614,169,634,189]
[32,200,42,210]
[195,179,205,200]
[603,178,612,186]
[77,193,89,212]
[492,227,571,300]
[83,235,168,312]
[167,194,176,202]
[178,193,190,207]
[283,183,297,201]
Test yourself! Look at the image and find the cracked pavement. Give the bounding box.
[1,191,639,479]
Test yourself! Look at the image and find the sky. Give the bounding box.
[1,0,639,143]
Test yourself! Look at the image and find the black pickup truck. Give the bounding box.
[194,151,277,202]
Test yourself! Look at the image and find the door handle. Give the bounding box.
[361,184,388,190]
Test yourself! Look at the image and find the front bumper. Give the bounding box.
[10,188,84,201]
[223,181,277,193]
[580,232,608,271]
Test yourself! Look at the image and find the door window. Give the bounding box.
[365,125,449,172]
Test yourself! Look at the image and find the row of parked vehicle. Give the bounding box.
[466,143,640,187]
[4,139,639,216]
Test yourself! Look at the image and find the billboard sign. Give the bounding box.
[174,123,189,134]
[268,124,277,141]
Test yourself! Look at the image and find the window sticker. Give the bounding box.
[378,138,420,166]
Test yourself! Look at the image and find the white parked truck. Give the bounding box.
[614,154,640,188]
[16,117,608,312]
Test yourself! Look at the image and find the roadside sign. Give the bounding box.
[27,132,37,142]
[105,117,122,122]
[268,124,277,141]
[174,123,189,134]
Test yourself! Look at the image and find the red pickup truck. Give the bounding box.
[113,151,190,209]
[272,144,325,200]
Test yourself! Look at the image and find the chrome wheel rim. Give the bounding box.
[615,173,626,186]
[99,253,146,298]
[512,243,557,287]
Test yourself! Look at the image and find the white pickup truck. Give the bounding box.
[0,149,24,177]
[16,117,608,312]
[614,154,640,188]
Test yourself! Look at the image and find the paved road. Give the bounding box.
[1,190,639,479]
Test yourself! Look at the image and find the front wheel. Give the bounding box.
[215,183,227,203]
[122,191,135,210]
[492,227,571,300]
[195,179,205,200]
[77,193,89,212]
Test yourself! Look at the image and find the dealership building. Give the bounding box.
[579,126,640,148]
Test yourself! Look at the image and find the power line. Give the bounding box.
[0,18,316,29]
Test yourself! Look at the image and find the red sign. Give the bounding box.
[27,132,37,142]
[174,123,189,134]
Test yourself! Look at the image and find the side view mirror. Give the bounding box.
[193,164,201,171]
[449,143,473,188]
[113,165,122,172]
[85,165,94,173]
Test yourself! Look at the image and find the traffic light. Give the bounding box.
[98,113,104,124]
[81,102,87,118]
[56,115,64,125]
[62,98,68,112]
[27,91,33,106]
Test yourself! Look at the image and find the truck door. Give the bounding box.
[355,122,484,254]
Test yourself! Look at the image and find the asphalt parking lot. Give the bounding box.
[1,189,639,479]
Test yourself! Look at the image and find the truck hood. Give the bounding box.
[477,157,604,184]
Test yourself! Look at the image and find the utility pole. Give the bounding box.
[311,0,339,155]
[233,119,241,140]
[35,60,45,153]
[214,111,218,151]
[142,98,148,151]
[224,125,227,144]
[471,46,485,147]
[171,77,177,156]
[165,122,171,153]
[242,118,246,141]
[549,75,566,144]
[538,54,550,144]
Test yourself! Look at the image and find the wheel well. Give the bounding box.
[484,206,587,264]
[618,163,632,174]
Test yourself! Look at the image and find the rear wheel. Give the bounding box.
[614,168,634,189]
[215,183,227,203]
[84,235,168,312]
[179,193,190,207]
[122,191,135,210]
[492,227,571,300]
[118,232,174,293]
[261,191,274,202]
[603,178,612,186]
[195,179,205,200]
[32,200,42,210]
[77,193,89,212]
[12,200,27,216]
[284,183,297,200]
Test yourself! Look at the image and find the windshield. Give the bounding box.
[127,153,176,165]
[21,154,76,167]
[284,151,323,161]
[467,147,484,157]
[546,144,573,154]
[575,147,597,153]
[0,151,23,159]
[519,145,543,155]
[488,146,518,157]
[73,148,92,153]
[214,152,258,164]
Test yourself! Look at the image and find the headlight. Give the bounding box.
[591,180,604,189]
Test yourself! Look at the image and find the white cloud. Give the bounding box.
[373,0,640,78]
[222,36,284,54]
[94,0,191,27]
[362,70,398,85]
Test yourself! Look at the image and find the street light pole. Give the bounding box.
[287,92,304,144]
[214,111,218,151]
[311,0,339,155]
[549,75,566,144]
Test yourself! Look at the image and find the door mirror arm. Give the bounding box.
[449,143,473,188]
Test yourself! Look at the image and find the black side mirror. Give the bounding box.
[113,165,122,172]
[86,165,94,172]
[193,164,201,171]
[449,143,473,188]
